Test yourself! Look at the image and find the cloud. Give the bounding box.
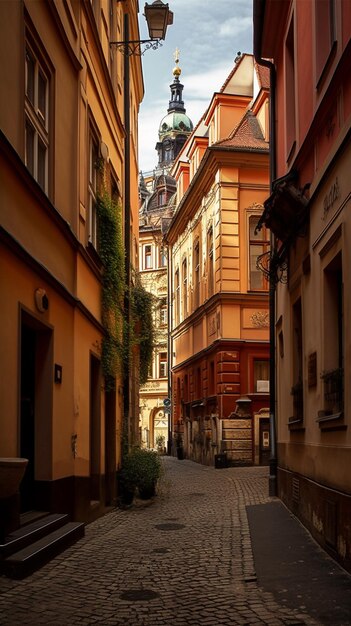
[138,0,253,171]
[219,16,252,37]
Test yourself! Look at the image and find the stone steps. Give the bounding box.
[0,513,85,579]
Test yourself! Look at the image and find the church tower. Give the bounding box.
[156,49,193,170]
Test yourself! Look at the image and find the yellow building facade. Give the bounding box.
[167,55,271,466]
[0,0,142,523]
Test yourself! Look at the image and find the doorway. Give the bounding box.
[90,354,101,503]
[20,313,53,512]
[259,418,270,465]
[20,325,36,512]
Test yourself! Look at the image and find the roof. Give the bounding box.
[254,60,270,90]
[215,110,268,151]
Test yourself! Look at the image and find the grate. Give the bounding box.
[292,477,300,503]
[120,589,160,602]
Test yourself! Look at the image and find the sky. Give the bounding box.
[138,0,254,173]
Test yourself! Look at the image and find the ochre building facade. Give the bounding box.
[166,54,271,466]
[0,0,142,523]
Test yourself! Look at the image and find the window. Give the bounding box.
[315,0,336,84]
[144,244,152,269]
[88,133,99,248]
[254,360,269,393]
[159,246,167,267]
[160,301,167,326]
[184,374,188,402]
[193,240,200,309]
[322,252,343,415]
[158,191,166,206]
[25,45,49,192]
[285,16,296,157]
[182,258,188,319]
[291,298,303,421]
[159,352,167,378]
[207,228,214,297]
[209,361,215,395]
[196,366,202,399]
[175,268,180,325]
[249,216,269,290]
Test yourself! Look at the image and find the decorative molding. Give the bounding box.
[250,311,269,328]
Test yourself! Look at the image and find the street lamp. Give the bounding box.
[110,0,173,56]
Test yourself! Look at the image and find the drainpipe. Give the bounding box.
[123,11,131,457]
[167,241,173,455]
[253,0,277,496]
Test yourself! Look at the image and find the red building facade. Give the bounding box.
[254,0,351,571]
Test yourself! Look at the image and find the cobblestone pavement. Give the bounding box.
[0,457,321,626]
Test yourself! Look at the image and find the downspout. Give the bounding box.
[123,11,131,457]
[253,0,277,496]
[167,241,173,455]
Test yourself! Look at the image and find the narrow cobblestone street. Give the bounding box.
[0,457,345,626]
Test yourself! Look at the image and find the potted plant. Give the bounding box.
[155,434,166,454]
[122,447,162,500]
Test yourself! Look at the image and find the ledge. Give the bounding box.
[316,411,347,432]
[288,417,305,432]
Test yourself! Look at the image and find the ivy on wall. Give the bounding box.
[97,191,125,387]
[131,275,155,386]
[97,191,155,389]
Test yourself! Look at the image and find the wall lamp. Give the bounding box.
[110,0,173,56]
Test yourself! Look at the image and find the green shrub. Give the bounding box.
[121,447,162,497]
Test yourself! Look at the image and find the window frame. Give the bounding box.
[25,41,50,193]
[207,226,214,297]
[182,257,188,319]
[248,215,269,291]
[158,352,167,379]
[143,244,153,270]
[88,130,99,249]
[193,239,200,309]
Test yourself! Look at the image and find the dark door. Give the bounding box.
[105,388,116,506]
[90,355,101,502]
[259,418,270,466]
[20,325,36,512]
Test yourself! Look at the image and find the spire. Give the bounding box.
[168,48,185,114]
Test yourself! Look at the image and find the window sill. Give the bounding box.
[86,241,102,268]
[288,416,305,432]
[316,411,347,432]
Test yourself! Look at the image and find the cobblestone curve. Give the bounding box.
[0,458,320,626]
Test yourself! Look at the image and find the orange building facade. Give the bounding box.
[166,55,271,466]
[0,0,142,524]
[254,0,351,571]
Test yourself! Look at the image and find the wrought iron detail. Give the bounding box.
[110,39,163,56]
[320,367,344,414]
[256,250,288,284]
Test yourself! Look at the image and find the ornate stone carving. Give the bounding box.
[250,311,269,328]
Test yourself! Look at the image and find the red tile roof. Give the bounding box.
[214,110,268,151]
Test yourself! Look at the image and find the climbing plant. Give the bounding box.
[96,191,125,387]
[130,274,155,386]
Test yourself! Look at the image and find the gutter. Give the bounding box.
[253,0,277,496]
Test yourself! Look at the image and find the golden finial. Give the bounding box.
[173,47,181,77]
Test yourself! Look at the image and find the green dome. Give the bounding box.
[159,112,193,138]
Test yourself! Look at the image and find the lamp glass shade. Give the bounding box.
[144,1,173,40]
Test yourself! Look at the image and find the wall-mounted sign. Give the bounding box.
[323,178,340,220]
